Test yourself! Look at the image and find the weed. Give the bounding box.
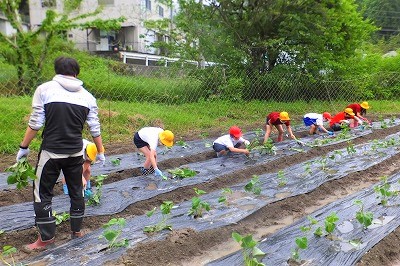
[0,245,18,266]
[168,167,197,179]
[354,200,374,229]
[232,232,266,266]
[52,211,70,225]
[87,174,108,206]
[218,188,233,204]
[244,175,262,195]
[6,158,36,189]
[144,201,174,233]
[99,218,129,249]
[188,188,210,218]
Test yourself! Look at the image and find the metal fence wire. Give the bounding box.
[1,63,400,146]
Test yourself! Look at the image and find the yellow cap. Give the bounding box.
[360,101,370,109]
[344,108,355,116]
[85,143,104,161]
[159,130,174,147]
[279,111,290,121]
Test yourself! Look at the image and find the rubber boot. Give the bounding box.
[23,235,55,252]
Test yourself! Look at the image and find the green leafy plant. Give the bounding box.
[218,188,233,204]
[111,158,121,166]
[52,211,70,225]
[291,236,308,263]
[176,140,189,148]
[354,200,374,229]
[244,175,262,195]
[87,174,108,206]
[277,170,287,187]
[346,141,356,156]
[99,218,129,249]
[324,212,339,237]
[0,245,18,266]
[188,188,210,218]
[374,176,398,206]
[168,167,197,179]
[232,232,266,266]
[316,156,329,171]
[6,158,36,189]
[144,201,174,233]
[303,162,312,175]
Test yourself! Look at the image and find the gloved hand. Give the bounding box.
[16,147,30,162]
[244,140,250,146]
[96,153,106,166]
[84,189,93,198]
[154,168,163,177]
[327,131,334,136]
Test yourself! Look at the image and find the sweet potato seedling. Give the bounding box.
[232,232,266,266]
[354,200,374,229]
[176,140,189,148]
[346,141,356,156]
[144,201,174,233]
[87,174,108,206]
[0,245,17,266]
[52,211,70,225]
[188,188,210,218]
[99,218,129,249]
[168,167,197,179]
[6,158,36,189]
[374,176,398,206]
[277,170,287,187]
[244,175,262,195]
[111,158,121,166]
[218,188,233,205]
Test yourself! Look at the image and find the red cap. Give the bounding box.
[323,112,331,120]
[229,126,242,138]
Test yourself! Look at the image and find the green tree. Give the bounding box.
[356,0,400,37]
[0,0,125,94]
[146,0,376,74]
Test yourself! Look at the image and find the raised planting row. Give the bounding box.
[21,131,400,265]
[208,172,400,266]
[0,125,391,232]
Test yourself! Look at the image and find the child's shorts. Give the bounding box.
[303,117,317,127]
[133,132,149,148]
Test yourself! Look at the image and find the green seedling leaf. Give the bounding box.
[295,236,308,249]
[146,207,157,217]
[168,168,197,179]
[6,158,36,189]
[111,158,121,166]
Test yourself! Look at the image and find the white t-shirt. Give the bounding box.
[138,127,164,150]
[304,113,323,126]
[82,139,90,161]
[213,134,247,148]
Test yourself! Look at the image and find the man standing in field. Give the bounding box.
[16,56,106,251]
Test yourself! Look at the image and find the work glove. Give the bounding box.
[16,147,30,162]
[84,189,93,198]
[154,168,163,177]
[327,131,334,136]
[244,140,250,146]
[96,153,106,166]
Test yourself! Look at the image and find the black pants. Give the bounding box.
[34,150,84,240]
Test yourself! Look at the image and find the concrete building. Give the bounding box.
[28,0,174,54]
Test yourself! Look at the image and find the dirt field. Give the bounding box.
[1,125,400,266]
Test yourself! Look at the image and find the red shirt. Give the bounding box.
[267,112,290,126]
[347,103,361,114]
[330,112,354,127]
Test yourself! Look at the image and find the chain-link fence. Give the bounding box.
[1,62,400,151]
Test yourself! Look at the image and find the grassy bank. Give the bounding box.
[1,96,399,154]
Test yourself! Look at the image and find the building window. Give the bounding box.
[98,0,114,5]
[145,0,151,10]
[158,6,164,17]
[41,0,56,8]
